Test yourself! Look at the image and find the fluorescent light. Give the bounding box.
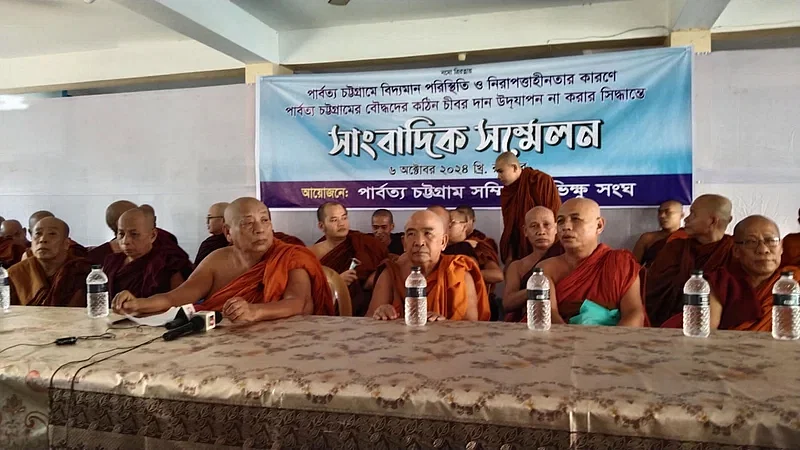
[0,95,29,111]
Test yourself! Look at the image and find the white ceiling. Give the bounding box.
[0,0,187,58]
[232,0,624,31]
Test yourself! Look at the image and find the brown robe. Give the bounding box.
[645,235,735,326]
[194,233,229,266]
[468,229,498,255]
[103,245,193,298]
[318,231,388,317]
[0,236,26,268]
[781,233,800,267]
[504,241,565,322]
[500,168,561,263]
[8,256,92,307]
[274,231,306,247]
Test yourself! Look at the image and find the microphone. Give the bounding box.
[164,304,196,330]
[162,311,221,341]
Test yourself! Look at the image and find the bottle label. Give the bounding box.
[683,294,709,306]
[0,277,8,287]
[88,283,108,294]
[773,294,799,307]
[406,287,426,298]
[527,289,550,301]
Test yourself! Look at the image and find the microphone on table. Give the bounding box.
[162,311,221,341]
[164,304,197,330]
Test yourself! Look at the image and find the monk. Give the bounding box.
[371,209,404,255]
[22,210,88,260]
[533,199,644,326]
[195,202,230,266]
[780,208,800,267]
[8,217,92,307]
[426,205,478,259]
[503,206,565,321]
[449,209,503,286]
[87,200,137,265]
[632,200,685,266]
[661,215,794,331]
[139,204,180,245]
[311,202,388,317]
[496,152,561,265]
[0,219,28,267]
[645,194,735,326]
[102,208,193,299]
[367,210,490,321]
[112,197,333,323]
[456,205,498,254]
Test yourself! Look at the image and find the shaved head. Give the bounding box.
[28,210,54,232]
[225,197,270,225]
[119,208,155,232]
[371,208,395,245]
[224,197,273,253]
[0,219,27,247]
[495,152,520,167]
[426,205,451,230]
[524,206,557,250]
[657,200,684,232]
[734,215,779,240]
[372,208,393,224]
[405,210,448,266]
[456,205,476,234]
[106,200,137,233]
[685,194,732,239]
[209,202,229,217]
[31,217,70,262]
[733,215,782,278]
[494,152,523,186]
[207,202,229,235]
[448,209,469,243]
[117,208,157,260]
[557,198,604,253]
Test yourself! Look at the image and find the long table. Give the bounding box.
[1,306,799,449]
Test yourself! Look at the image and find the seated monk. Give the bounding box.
[103,208,193,299]
[632,200,685,266]
[449,208,503,288]
[310,202,388,317]
[495,152,561,266]
[8,217,92,307]
[427,205,478,259]
[22,210,88,261]
[87,200,137,265]
[0,219,28,267]
[534,199,645,327]
[367,210,490,321]
[456,205,498,254]
[112,197,333,323]
[646,194,735,326]
[195,202,230,266]
[662,215,794,331]
[139,204,180,246]
[371,209,404,255]
[780,208,800,267]
[503,207,564,321]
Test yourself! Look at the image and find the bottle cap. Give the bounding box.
[532,268,544,274]
[411,266,421,272]
[691,270,703,276]
[91,264,101,270]
[781,271,794,277]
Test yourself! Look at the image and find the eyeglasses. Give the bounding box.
[735,237,780,250]
[206,215,223,223]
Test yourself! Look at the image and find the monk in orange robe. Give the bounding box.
[310,202,387,317]
[632,200,685,266]
[456,205,498,255]
[503,206,564,321]
[645,194,735,326]
[532,199,645,326]
[495,152,561,265]
[371,209,404,255]
[780,208,800,267]
[0,219,28,267]
[8,217,92,307]
[368,210,490,321]
[113,197,333,322]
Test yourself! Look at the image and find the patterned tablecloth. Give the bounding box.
[1,306,799,450]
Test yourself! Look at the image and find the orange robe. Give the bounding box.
[8,256,92,307]
[319,231,388,317]
[645,235,735,326]
[781,233,800,267]
[499,168,561,263]
[196,239,333,315]
[382,254,490,321]
[551,244,641,322]
[0,236,26,268]
[273,231,305,247]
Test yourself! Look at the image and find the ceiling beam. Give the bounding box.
[669,0,731,31]
[111,0,279,63]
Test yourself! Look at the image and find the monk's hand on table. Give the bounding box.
[373,304,398,320]
[223,297,256,324]
[427,312,446,322]
[340,269,358,286]
[112,291,141,315]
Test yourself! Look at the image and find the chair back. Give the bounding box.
[322,266,353,316]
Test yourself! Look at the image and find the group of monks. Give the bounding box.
[1,152,798,333]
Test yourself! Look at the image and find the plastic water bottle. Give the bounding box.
[772,271,800,340]
[404,266,427,327]
[0,264,10,312]
[683,270,710,338]
[527,268,551,331]
[86,265,109,318]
